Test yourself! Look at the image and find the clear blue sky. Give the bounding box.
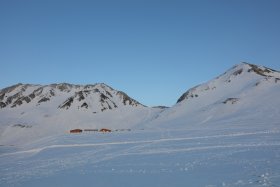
[1,0,280,107]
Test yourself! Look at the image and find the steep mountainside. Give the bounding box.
[0,83,160,145]
[177,62,280,103]
[149,62,280,129]
[1,62,280,145]
[1,62,280,187]
[0,83,144,112]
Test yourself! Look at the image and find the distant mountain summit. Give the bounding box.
[177,62,280,103]
[0,83,156,145]
[1,62,280,146]
[0,83,144,113]
[148,62,280,129]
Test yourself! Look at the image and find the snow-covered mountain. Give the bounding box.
[1,62,280,145]
[149,62,280,129]
[177,62,280,103]
[0,83,160,145]
[0,83,143,111]
[1,62,280,187]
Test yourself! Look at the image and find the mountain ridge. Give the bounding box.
[146,62,280,130]
[0,82,145,113]
[177,62,280,103]
[1,62,280,145]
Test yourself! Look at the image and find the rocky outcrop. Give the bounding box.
[177,62,280,104]
[0,83,145,113]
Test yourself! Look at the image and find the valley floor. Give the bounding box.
[1,126,280,187]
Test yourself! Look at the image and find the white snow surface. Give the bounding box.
[151,63,280,129]
[1,62,280,187]
[0,83,157,145]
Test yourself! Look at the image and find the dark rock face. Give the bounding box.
[106,91,113,97]
[77,91,85,101]
[177,63,280,104]
[6,93,21,105]
[58,97,74,109]
[0,85,54,108]
[38,97,50,103]
[29,93,36,99]
[13,124,32,128]
[117,91,143,106]
[54,84,144,112]
[0,93,5,101]
[0,102,6,108]
[232,69,243,76]
[50,89,55,96]
[177,90,198,103]
[0,83,23,95]
[33,87,43,96]
[81,102,88,108]
[0,83,144,112]
[248,64,271,76]
[23,96,31,103]
[55,83,73,92]
[223,98,239,104]
[100,93,109,102]
[177,92,189,103]
[11,99,23,108]
[245,62,280,77]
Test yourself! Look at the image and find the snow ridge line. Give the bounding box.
[1,130,279,157]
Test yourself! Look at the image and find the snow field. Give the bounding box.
[1,127,280,187]
[1,63,280,186]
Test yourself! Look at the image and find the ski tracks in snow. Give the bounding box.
[1,129,280,187]
[1,130,280,159]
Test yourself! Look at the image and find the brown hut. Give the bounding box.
[99,128,111,133]
[70,129,83,133]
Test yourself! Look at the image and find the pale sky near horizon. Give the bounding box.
[1,0,280,106]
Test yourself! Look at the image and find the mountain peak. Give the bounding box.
[230,62,280,78]
[0,83,145,112]
[177,62,280,103]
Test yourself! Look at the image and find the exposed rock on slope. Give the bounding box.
[0,83,144,113]
[1,62,280,145]
[177,62,280,104]
[0,83,159,145]
[151,62,280,129]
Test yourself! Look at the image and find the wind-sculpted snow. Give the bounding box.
[1,128,280,187]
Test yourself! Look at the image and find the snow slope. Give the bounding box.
[0,83,162,145]
[0,62,280,186]
[148,62,280,130]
